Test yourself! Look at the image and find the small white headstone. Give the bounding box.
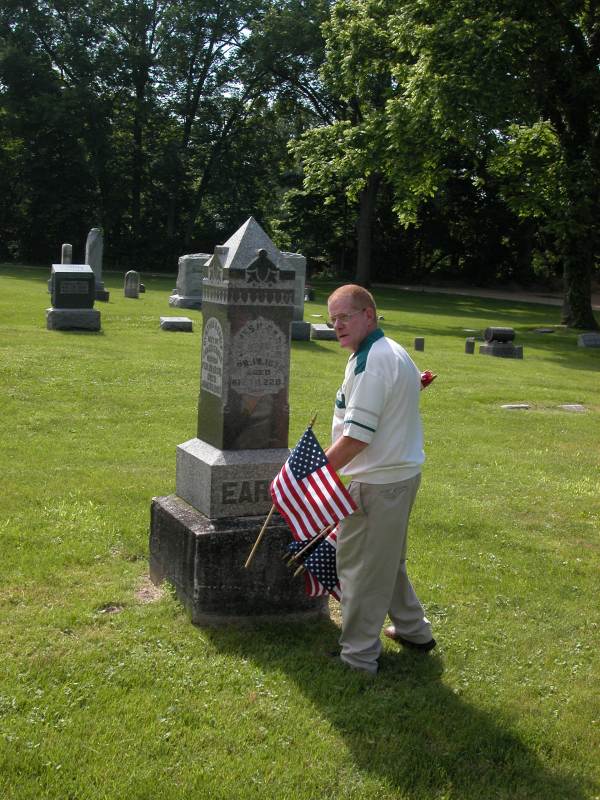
[501,404,530,410]
[160,316,193,332]
[558,404,586,413]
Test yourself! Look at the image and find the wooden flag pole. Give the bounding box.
[244,413,319,570]
[286,523,334,565]
[244,505,275,569]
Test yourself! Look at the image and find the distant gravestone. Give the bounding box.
[311,323,337,340]
[578,333,600,348]
[169,253,210,309]
[139,283,146,293]
[465,337,475,354]
[85,227,110,302]
[160,316,193,332]
[501,404,530,410]
[61,243,72,264]
[46,264,100,331]
[480,327,523,359]
[414,337,425,351]
[124,270,140,298]
[287,251,311,340]
[559,404,586,412]
[150,216,326,623]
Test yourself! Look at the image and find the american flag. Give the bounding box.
[270,427,356,541]
[303,528,341,601]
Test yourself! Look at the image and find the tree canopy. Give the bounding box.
[0,0,598,327]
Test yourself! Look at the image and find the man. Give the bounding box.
[325,284,435,675]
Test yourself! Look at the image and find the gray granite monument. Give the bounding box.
[85,227,110,302]
[124,270,140,298]
[169,253,210,309]
[149,218,327,623]
[46,264,101,331]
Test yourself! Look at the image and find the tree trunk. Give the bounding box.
[355,172,380,286]
[561,245,598,329]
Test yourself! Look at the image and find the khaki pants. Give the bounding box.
[337,474,432,673]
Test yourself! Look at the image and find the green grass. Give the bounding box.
[1,264,599,800]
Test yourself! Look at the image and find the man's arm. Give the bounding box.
[325,435,368,472]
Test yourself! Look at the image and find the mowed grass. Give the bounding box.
[0,264,598,800]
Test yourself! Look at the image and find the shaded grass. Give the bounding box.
[0,264,598,799]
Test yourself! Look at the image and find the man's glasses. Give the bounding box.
[328,309,365,326]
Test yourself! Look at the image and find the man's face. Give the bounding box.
[327,294,372,352]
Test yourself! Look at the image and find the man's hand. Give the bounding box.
[325,435,368,471]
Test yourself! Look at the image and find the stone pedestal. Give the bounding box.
[150,495,328,623]
[479,342,523,359]
[46,308,101,331]
[176,438,288,519]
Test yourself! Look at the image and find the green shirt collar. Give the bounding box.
[351,328,384,374]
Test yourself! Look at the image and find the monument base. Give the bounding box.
[479,343,523,359]
[176,438,289,519]
[46,308,101,331]
[291,320,311,341]
[169,293,202,310]
[95,288,110,302]
[149,494,329,624]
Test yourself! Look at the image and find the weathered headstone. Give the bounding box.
[414,337,425,351]
[124,270,140,298]
[169,253,210,309]
[578,333,600,348]
[149,217,327,623]
[501,403,530,410]
[160,316,193,332]
[46,264,101,331]
[465,337,475,354]
[559,404,586,412]
[85,227,110,302]
[480,327,523,359]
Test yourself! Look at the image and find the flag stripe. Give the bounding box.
[280,464,324,538]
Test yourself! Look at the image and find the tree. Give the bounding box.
[384,0,599,328]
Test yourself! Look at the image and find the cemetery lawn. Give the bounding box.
[1,263,599,800]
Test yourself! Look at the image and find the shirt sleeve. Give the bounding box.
[342,369,387,444]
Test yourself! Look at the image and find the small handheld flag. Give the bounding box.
[270,426,356,542]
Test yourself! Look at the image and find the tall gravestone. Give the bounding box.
[149,217,327,623]
[287,252,311,340]
[85,227,110,302]
[169,253,210,309]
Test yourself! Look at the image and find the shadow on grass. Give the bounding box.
[204,618,590,800]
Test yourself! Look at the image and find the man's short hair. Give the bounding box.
[328,284,377,315]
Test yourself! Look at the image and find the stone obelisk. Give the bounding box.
[149,218,326,624]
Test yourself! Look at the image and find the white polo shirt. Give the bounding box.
[331,328,424,484]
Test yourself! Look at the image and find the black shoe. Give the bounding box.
[384,627,437,652]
